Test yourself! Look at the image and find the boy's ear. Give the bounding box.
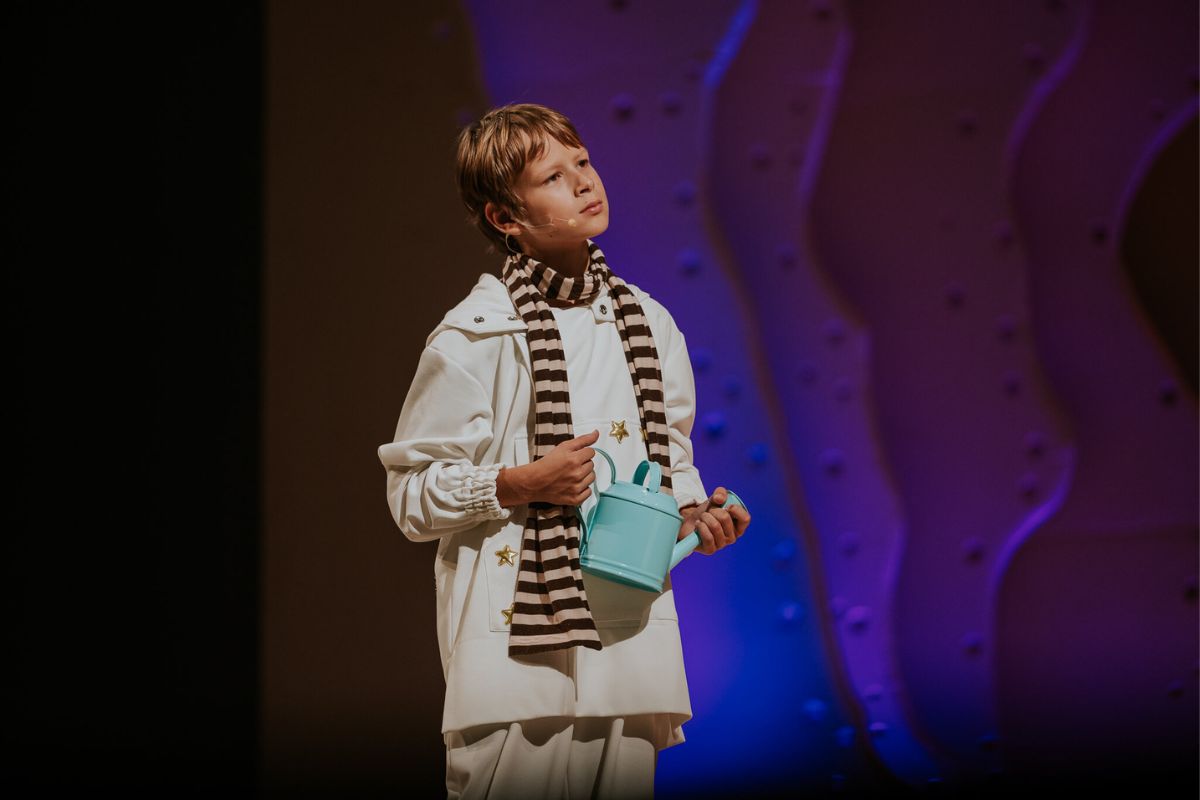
[484,201,522,236]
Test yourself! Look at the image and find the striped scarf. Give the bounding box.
[501,240,673,656]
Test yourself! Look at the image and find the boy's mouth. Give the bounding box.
[581,200,604,213]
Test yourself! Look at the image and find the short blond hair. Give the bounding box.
[455,103,585,254]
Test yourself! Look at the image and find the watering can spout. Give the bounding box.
[670,532,700,570]
[668,491,747,571]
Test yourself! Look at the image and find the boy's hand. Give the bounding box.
[677,487,751,555]
[525,429,600,506]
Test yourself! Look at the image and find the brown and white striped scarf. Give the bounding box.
[501,240,674,657]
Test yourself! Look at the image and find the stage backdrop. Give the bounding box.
[263,0,1198,795]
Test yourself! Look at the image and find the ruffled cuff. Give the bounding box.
[448,462,512,521]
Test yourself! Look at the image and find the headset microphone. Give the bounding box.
[519,216,578,229]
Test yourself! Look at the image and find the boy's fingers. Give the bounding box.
[570,430,601,447]
[694,520,716,554]
[703,510,735,542]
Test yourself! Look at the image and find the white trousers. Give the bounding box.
[445,715,666,799]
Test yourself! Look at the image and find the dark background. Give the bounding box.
[9,2,261,793]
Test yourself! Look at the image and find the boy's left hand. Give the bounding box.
[677,487,751,555]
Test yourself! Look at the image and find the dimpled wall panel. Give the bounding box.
[459,0,1197,794]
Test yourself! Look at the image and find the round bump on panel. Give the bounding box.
[1017,471,1039,499]
[823,318,847,346]
[1167,680,1185,698]
[810,0,832,21]
[962,632,984,656]
[829,595,849,619]
[1023,42,1046,74]
[1184,575,1198,603]
[803,698,828,721]
[701,411,726,438]
[834,377,852,403]
[610,93,636,122]
[1024,430,1046,458]
[1003,370,1022,397]
[722,375,741,398]
[749,143,771,169]
[691,347,712,372]
[777,601,803,626]
[868,721,888,737]
[798,361,818,386]
[1090,219,1109,246]
[678,249,702,276]
[945,282,966,309]
[834,725,855,747]
[748,442,769,466]
[1159,378,1179,407]
[820,448,845,477]
[996,313,1018,342]
[963,537,986,564]
[845,605,871,634]
[609,0,629,10]
[994,220,1015,250]
[673,180,696,207]
[838,531,859,557]
[957,110,979,138]
[863,683,883,702]
[659,91,682,116]
[772,538,796,564]
[777,243,798,269]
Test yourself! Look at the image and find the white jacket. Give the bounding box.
[377,271,708,747]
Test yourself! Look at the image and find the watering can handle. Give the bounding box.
[632,460,662,493]
[575,447,617,552]
[670,490,748,569]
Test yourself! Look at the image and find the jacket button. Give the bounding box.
[599,304,608,314]
[474,315,484,323]
[507,314,518,321]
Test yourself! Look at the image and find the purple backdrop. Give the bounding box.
[454,0,1198,794]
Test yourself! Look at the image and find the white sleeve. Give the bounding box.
[377,343,513,543]
[660,312,709,510]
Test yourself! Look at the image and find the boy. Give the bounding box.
[378,103,751,799]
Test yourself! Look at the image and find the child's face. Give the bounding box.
[504,136,609,257]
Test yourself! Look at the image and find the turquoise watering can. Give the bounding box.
[575,447,747,593]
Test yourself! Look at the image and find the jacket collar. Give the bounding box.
[427,272,624,346]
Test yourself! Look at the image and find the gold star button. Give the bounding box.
[610,419,629,443]
[495,544,517,567]
[501,604,514,626]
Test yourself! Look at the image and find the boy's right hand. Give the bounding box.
[527,429,600,506]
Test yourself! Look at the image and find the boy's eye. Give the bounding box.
[578,158,589,167]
